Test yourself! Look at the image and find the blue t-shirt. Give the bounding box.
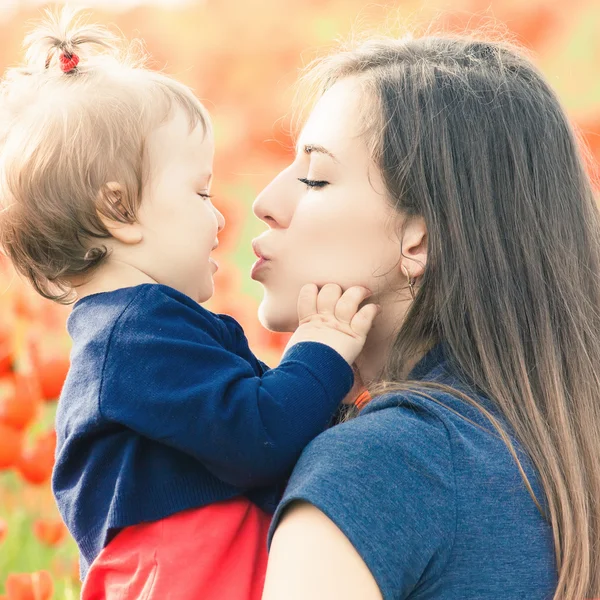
[268,344,558,599]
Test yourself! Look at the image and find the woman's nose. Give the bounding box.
[252,189,272,224]
[252,171,293,228]
[252,197,278,228]
[214,205,226,232]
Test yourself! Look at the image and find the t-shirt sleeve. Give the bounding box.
[267,400,457,600]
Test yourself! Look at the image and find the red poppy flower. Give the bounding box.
[0,372,41,431]
[33,519,67,547]
[4,571,53,600]
[0,423,23,470]
[16,430,56,485]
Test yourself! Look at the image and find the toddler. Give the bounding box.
[0,9,378,600]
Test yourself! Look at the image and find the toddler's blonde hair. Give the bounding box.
[0,8,210,302]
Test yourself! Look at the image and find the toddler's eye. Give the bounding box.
[298,177,329,189]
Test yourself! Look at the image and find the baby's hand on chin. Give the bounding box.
[284,283,380,365]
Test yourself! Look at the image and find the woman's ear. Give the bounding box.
[96,182,143,245]
[400,215,427,279]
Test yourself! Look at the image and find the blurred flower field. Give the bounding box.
[0,0,599,596]
[0,261,78,598]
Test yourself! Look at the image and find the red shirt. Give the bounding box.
[81,497,270,600]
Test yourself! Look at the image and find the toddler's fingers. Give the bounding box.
[349,303,380,338]
[334,286,372,323]
[297,283,319,321]
[316,283,343,315]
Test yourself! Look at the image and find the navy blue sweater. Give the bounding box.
[52,284,354,577]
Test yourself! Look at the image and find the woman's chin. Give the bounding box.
[257,297,297,333]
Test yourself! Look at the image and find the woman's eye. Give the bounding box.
[198,192,213,200]
[298,177,329,189]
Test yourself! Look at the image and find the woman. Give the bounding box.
[251,35,600,599]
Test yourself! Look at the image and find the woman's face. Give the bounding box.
[252,77,405,332]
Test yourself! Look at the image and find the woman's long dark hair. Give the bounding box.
[299,34,600,598]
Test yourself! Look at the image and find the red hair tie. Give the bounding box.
[59,51,79,73]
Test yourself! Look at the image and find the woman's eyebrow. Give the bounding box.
[302,143,339,163]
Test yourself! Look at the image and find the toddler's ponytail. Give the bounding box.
[23,8,119,75]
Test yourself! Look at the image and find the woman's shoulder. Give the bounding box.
[302,385,536,499]
[270,390,458,597]
[316,390,453,455]
[302,386,468,461]
[286,389,456,499]
[271,388,555,598]
[276,387,460,519]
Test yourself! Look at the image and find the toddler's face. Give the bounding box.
[136,108,224,303]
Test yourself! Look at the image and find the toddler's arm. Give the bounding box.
[99,284,377,489]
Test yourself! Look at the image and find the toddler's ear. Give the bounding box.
[96,182,143,245]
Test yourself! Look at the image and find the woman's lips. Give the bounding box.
[250,256,270,280]
[250,238,272,280]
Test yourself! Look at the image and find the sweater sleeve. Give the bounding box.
[216,312,271,376]
[99,287,354,489]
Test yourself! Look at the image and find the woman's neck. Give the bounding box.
[354,292,421,385]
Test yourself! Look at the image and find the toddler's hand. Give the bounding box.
[285,283,379,365]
